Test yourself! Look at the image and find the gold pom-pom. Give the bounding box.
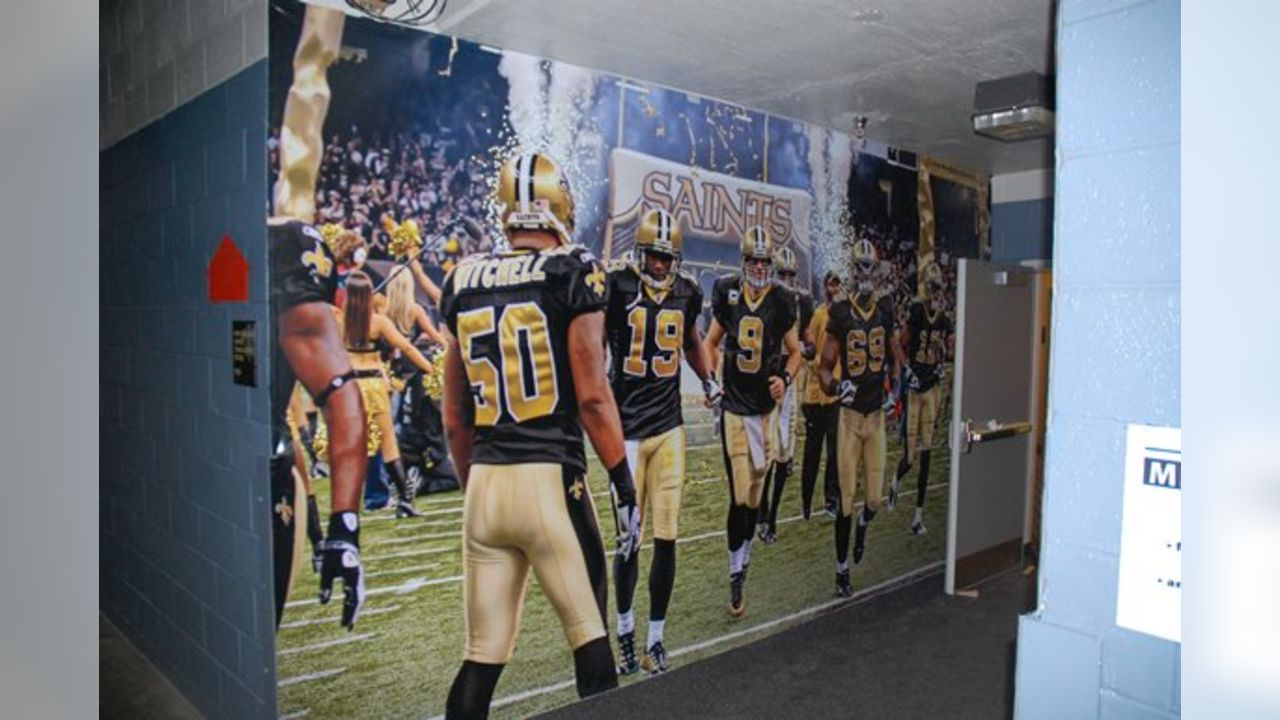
[383,215,423,260]
[312,418,329,463]
[307,400,382,460]
[318,223,345,252]
[422,346,447,400]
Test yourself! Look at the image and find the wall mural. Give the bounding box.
[266,3,985,717]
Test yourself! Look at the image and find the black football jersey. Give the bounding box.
[440,245,608,473]
[906,299,953,392]
[827,295,896,414]
[711,275,796,416]
[270,219,339,312]
[780,289,815,366]
[605,265,703,440]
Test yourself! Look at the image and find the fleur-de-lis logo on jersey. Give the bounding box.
[569,478,585,501]
[584,264,606,298]
[275,497,293,526]
[301,240,333,281]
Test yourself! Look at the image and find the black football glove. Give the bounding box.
[837,379,859,408]
[608,461,642,562]
[933,364,948,385]
[904,366,922,392]
[318,511,366,630]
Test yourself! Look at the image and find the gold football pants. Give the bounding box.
[766,385,799,464]
[906,385,942,457]
[721,411,771,509]
[625,426,686,542]
[837,407,887,516]
[461,463,608,664]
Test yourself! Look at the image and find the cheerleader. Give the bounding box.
[335,271,435,518]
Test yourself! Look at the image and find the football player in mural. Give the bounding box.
[889,260,954,535]
[439,153,637,718]
[818,239,908,597]
[270,5,369,632]
[270,218,369,630]
[800,271,844,520]
[704,227,804,618]
[756,245,814,543]
[606,208,719,676]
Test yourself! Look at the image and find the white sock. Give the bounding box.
[729,547,744,575]
[617,610,635,635]
[743,538,753,566]
[836,559,850,574]
[913,507,924,524]
[647,619,665,649]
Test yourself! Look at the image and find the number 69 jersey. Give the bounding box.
[440,245,609,474]
[711,275,797,417]
[827,295,896,414]
[605,264,703,440]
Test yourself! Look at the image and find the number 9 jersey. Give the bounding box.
[440,245,609,473]
[711,275,797,417]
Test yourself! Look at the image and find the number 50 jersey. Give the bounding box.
[605,264,703,440]
[440,245,609,474]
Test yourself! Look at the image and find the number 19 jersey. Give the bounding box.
[440,245,608,473]
[605,265,703,440]
[711,275,796,417]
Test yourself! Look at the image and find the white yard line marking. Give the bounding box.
[279,709,310,719]
[278,667,346,688]
[279,605,402,629]
[378,530,463,546]
[366,564,440,578]
[392,517,462,530]
[286,483,951,607]
[365,545,459,563]
[424,562,944,719]
[278,633,377,657]
[363,505,464,523]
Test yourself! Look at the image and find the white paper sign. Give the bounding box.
[1115,424,1181,643]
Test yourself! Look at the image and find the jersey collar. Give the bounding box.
[852,294,877,322]
[740,280,773,311]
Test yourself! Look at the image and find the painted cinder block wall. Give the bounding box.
[100,2,276,718]
[1014,1,1180,717]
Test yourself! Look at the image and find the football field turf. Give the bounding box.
[276,431,950,719]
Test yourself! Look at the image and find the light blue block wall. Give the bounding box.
[1014,0,1180,717]
[99,60,275,719]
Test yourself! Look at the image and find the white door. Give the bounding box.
[945,260,1048,594]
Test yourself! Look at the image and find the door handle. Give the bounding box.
[962,419,1033,454]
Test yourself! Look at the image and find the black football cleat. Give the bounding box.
[759,527,777,544]
[835,571,853,598]
[616,631,639,676]
[641,641,669,674]
[910,518,928,536]
[395,499,422,519]
[728,572,747,619]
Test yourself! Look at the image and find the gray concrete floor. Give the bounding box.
[542,568,1030,720]
[100,615,203,719]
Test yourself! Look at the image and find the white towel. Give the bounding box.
[742,414,767,473]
